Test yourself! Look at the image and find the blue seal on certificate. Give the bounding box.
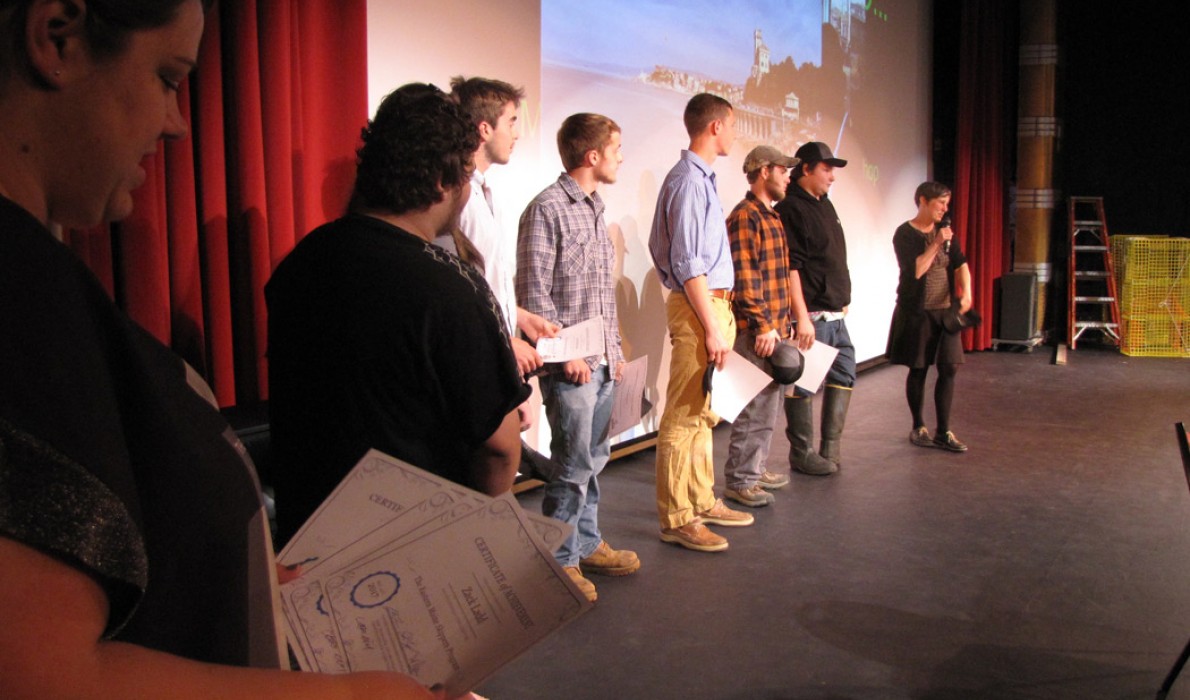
[350,571,401,608]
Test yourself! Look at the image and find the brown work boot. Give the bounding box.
[563,565,597,602]
[580,540,641,576]
[659,520,728,552]
[697,498,755,527]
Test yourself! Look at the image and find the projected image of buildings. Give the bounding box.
[544,0,880,153]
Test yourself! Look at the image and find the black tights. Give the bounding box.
[906,364,958,433]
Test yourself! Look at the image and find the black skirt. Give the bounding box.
[886,305,965,367]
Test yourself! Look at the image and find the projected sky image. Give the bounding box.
[543,0,902,175]
[543,0,822,82]
[540,0,926,363]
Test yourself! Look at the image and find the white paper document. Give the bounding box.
[708,350,774,423]
[535,315,605,363]
[278,450,588,695]
[790,340,840,395]
[278,450,570,577]
[608,355,648,437]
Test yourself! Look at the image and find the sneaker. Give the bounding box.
[563,565,597,602]
[659,521,728,552]
[933,430,968,452]
[697,498,754,527]
[758,470,790,490]
[580,540,641,576]
[724,484,775,508]
[909,426,933,448]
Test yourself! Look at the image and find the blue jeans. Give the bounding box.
[539,365,615,566]
[795,317,857,397]
[724,331,783,489]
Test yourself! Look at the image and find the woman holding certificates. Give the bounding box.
[0,1,441,697]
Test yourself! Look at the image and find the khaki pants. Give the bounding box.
[655,292,736,529]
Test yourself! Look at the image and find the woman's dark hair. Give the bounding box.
[350,83,479,216]
[1,0,210,82]
[82,0,212,59]
[915,181,951,206]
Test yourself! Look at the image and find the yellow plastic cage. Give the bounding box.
[1111,236,1190,357]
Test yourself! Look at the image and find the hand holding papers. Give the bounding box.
[278,450,591,696]
[535,315,605,363]
[708,350,774,423]
[790,340,840,395]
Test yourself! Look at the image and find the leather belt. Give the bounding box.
[709,289,735,301]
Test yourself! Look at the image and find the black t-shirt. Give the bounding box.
[775,184,852,311]
[0,195,273,666]
[266,214,530,544]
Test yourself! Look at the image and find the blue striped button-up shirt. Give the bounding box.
[516,173,624,372]
[648,150,735,292]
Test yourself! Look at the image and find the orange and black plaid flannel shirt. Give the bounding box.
[727,191,793,338]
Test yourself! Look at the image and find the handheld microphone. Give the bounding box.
[939,215,952,253]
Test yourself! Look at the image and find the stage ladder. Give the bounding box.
[1067,196,1121,349]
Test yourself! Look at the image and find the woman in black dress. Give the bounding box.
[887,182,974,452]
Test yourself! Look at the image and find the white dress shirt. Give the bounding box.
[457,168,518,335]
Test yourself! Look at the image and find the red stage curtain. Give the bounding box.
[65,0,368,407]
[952,0,1015,350]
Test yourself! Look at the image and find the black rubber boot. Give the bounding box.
[783,396,837,475]
[819,384,852,467]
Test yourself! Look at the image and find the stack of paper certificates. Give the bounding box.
[277,449,592,697]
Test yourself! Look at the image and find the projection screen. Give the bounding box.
[369,0,930,445]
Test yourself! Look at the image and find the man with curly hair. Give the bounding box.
[266,83,530,545]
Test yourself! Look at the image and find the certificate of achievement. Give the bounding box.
[535,315,605,362]
[608,355,648,437]
[277,451,587,694]
[281,490,474,672]
[279,450,569,575]
[709,350,774,423]
[283,576,347,673]
[789,340,840,395]
[279,453,473,573]
[290,494,591,696]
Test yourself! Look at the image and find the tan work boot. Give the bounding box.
[580,540,641,576]
[758,470,790,489]
[563,565,597,602]
[659,520,728,552]
[724,484,775,508]
[697,498,755,527]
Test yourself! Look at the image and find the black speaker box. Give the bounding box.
[999,272,1037,341]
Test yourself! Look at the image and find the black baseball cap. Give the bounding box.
[768,342,804,385]
[794,141,847,168]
